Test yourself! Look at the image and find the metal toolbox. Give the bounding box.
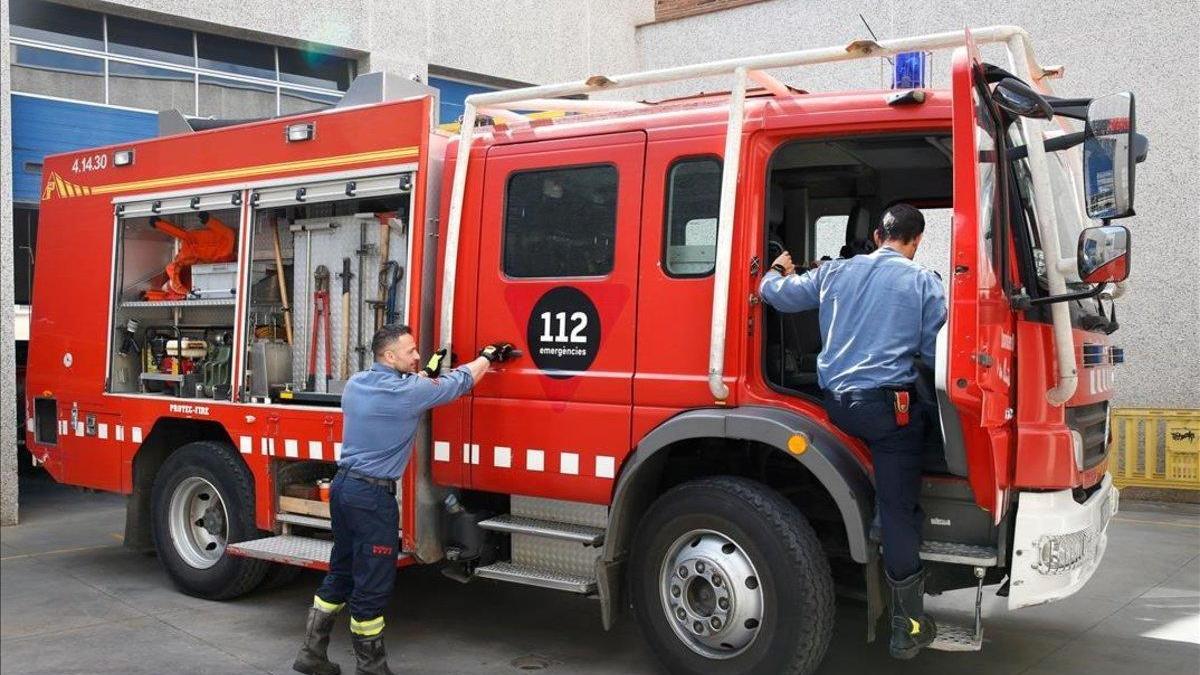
[191,262,238,298]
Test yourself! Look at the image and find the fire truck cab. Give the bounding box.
[25,27,1142,674]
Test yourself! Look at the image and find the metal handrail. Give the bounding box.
[438,25,1077,404]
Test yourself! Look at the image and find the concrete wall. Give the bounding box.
[83,0,654,86]
[2,0,19,526]
[637,0,1200,409]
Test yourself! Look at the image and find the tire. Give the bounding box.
[151,441,268,599]
[630,476,834,675]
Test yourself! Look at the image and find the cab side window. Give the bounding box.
[503,164,617,278]
[663,157,721,277]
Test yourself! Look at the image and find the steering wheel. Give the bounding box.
[767,238,786,264]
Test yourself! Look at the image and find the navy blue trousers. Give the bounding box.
[825,392,927,580]
[315,471,399,621]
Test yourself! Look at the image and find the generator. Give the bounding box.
[136,327,234,399]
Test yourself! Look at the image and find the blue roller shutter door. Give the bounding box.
[10,94,157,203]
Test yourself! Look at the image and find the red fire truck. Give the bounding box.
[25,26,1140,674]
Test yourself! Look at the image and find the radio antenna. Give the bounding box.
[858,14,895,66]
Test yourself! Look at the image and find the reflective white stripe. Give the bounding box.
[74,422,84,437]
[26,418,35,433]
[526,449,544,472]
[268,438,276,456]
[239,436,253,454]
[58,420,67,435]
[334,442,343,461]
[97,423,108,440]
[115,425,125,442]
[595,455,616,479]
[260,437,269,455]
[493,446,511,468]
[426,443,617,478]
[284,439,299,458]
[560,452,579,475]
[308,440,323,460]
[132,427,143,444]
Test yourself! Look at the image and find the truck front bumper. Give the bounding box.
[1008,473,1119,610]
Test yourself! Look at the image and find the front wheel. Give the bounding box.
[630,476,834,675]
[151,441,268,599]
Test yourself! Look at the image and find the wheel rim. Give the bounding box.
[659,529,765,659]
[167,476,228,569]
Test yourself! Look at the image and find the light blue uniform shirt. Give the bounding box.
[759,247,947,393]
[338,363,475,480]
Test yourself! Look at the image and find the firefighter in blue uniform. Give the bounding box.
[294,324,514,675]
[759,204,947,660]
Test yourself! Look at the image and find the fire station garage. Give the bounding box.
[1,1,1197,674]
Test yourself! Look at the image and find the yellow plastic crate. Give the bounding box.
[1109,408,1200,490]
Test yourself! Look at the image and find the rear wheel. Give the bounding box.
[630,476,834,675]
[151,441,268,599]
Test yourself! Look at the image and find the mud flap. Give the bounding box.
[596,557,623,631]
[864,549,886,643]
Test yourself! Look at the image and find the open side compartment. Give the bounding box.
[227,459,409,570]
[241,172,415,406]
[108,192,244,400]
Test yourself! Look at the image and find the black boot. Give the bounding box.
[887,569,937,660]
[351,633,396,675]
[293,607,342,675]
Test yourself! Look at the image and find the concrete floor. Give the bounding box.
[2,473,1197,675]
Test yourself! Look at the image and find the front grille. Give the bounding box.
[1066,401,1109,469]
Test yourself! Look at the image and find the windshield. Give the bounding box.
[1007,119,1099,284]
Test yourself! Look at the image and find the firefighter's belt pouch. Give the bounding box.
[893,390,911,427]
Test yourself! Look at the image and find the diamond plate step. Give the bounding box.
[228,535,409,570]
[473,562,596,593]
[478,514,605,546]
[228,535,334,569]
[920,541,998,566]
[276,513,331,530]
[928,622,983,652]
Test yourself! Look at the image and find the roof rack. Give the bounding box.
[439,26,1080,404]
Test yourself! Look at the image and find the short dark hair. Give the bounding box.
[875,204,925,244]
[371,324,412,358]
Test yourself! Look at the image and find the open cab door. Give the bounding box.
[946,29,1016,519]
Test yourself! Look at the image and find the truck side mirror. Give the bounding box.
[1083,92,1136,220]
[1077,224,1130,284]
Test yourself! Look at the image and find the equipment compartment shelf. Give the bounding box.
[121,298,237,308]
